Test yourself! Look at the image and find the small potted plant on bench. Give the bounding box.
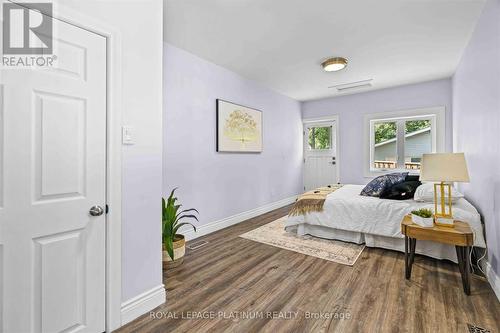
[411,208,434,228]
[162,188,198,269]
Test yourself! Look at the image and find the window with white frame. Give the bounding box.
[368,114,438,172]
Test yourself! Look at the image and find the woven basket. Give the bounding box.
[162,235,186,269]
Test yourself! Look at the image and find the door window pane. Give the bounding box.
[404,120,431,170]
[308,126,331,150]
[373,121,397,169]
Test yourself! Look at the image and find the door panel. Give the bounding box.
[46,38,87,80]
[0,14,106,333]
[34,230,86,333]
[305,156,336,190]
[35,92,87,201]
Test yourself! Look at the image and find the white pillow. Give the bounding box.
[414,183,464,203]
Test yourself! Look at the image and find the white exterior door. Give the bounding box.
[304,121,338,191]
[0,15,107,333]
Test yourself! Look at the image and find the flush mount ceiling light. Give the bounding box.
[321,57,348,72]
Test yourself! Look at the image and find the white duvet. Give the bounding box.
[285,185,486,248]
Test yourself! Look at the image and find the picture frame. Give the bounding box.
[216,99,263,153]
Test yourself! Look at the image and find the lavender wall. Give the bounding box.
[452,0,500,276]
[163,43,303,228]
[301,79,453,184]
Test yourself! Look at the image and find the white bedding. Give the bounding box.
[285,185,486,253]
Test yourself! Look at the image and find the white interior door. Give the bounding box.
[0,13,107,333]
[303,121,338,191]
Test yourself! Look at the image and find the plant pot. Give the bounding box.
[163,235,186,269]
[411,214,434,228]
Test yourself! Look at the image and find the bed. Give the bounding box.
[285,184,486,263]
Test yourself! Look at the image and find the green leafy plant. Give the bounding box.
[308,126,331,149]
[411,208,433,218]
[162,188,198,260]
[374,119,430,144]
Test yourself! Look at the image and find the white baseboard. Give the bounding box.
[182,195,298,241]
[121,284,166,326]
[481,260,500,302]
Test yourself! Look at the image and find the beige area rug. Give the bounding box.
[239,217,365,266]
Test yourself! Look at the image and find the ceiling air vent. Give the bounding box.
[329,79,373,92]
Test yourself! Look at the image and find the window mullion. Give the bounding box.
[312,127,315,149]
[396,120,405,169]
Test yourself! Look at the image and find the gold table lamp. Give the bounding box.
[420,153,470,227]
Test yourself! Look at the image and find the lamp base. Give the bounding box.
[433,182,454,227]
[434,215,454,227]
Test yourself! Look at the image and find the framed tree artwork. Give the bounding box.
[216,99,263,152]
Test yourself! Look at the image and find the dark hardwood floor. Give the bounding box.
[117,205,500,333]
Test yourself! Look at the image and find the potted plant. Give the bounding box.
[162,188,198,268]
[411,208,434,227]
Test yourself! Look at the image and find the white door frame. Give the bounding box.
[9,1,124,331]
[302,115,341,188]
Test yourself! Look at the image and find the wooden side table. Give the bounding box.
[401,215,474,295]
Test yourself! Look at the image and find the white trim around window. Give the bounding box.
[363,106,446,178]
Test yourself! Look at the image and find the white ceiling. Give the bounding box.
[164,0,486,101]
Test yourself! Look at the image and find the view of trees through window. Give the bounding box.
[374,120,430,144]
[405,120,431,134]
[374,122,396,144]
[308,126,331,149]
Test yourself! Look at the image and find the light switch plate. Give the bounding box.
[122,126,134,145]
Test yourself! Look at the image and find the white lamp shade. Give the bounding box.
[420,153,470,182]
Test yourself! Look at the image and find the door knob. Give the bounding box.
[89,205,104,216]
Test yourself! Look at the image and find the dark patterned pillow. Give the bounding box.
[379,180,422,200]
[360,172,409,197]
